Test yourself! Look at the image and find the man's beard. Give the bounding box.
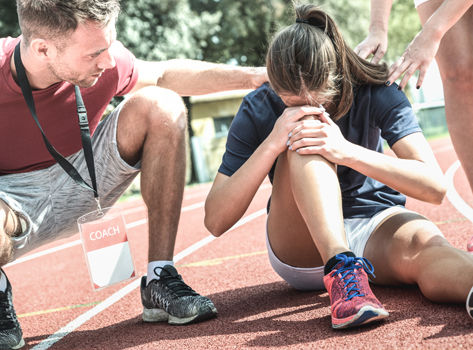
[48,63,100,88]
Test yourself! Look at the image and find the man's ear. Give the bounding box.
[29,38,57,62]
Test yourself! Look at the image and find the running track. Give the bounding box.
[5,136,473,349]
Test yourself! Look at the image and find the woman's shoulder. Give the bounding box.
[238,83,285,122]
[244,83,284,108]
[355,83,411,105]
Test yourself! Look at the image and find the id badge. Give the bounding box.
[78,208,136,290]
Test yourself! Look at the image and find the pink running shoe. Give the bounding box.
[323,254,389,329]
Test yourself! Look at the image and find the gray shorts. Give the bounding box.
[0,103,140,259]
[266,206,414,291]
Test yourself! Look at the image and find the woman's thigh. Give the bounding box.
[267,152,324,268]
[363,210,447,285]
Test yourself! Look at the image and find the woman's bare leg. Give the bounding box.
[364,211,473,303]
[267,151,347,267]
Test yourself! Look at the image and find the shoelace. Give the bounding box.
[154,267,198,297]
[0,293,17,328]
[331,254,376,301]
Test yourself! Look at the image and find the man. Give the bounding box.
[0,0,267,348]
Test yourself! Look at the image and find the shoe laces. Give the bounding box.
[154,266,199,297]
[331,254,375,301]
[0,292,17,327]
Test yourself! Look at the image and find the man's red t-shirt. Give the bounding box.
[0,37,139,174]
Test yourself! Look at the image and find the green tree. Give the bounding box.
[0,0,20,37]
[387,0,422,63]
[116,0,220,61]
[189,0,280,66]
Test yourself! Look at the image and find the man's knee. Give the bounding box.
[0,202,16,267]
[0,200,20,238]
[0,232,13,267]
[128,86,187,135]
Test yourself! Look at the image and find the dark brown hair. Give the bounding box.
[266,4,389,120]
[17,0,120,44]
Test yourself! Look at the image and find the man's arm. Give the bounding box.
[130,59,267,95]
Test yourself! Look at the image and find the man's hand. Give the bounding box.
[248,67,268,89]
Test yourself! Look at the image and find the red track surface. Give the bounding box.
[5,136,473,349]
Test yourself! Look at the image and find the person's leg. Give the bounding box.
[418,2,473,191]
[0,201,24,349]
[117,86,186,263]
[363,211,473,316]
[116,86,216,325]
[267,151,344,267]
[268,150,388,328]
[0,201,17,266]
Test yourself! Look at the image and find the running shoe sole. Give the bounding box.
[10,338,25,349]
[467,287,473,320]
[142,304,218,325]
[332,305,389,329]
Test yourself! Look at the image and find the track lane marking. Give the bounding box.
[8,184,273,268]
[19,249,267,318]
[6,201,204,268]
[445,160,473,224]
[32,208,267,350]
[179,250,266,267]
[18,301,101,318]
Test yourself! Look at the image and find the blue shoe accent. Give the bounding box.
[332,254,376,301]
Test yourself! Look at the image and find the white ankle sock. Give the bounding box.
[146,260,174,285]
[0,271,7,292]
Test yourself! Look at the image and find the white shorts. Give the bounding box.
[266,206,413,291]
[414,0,431,8]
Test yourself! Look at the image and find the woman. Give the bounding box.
[204,4,473,329]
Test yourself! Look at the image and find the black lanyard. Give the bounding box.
[13,42,101,209]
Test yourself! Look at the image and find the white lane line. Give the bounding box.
[7,182,273,268]
[432,144,454,154]
[7,218,148,268]
[32,208,267,350]
[6,241,82,268]
[445,160,473,223]
[6,201,206,268]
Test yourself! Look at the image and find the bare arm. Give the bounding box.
[354,0,394,63]
[288,114,447,204]
[388,0,473,89]
[130,59,267,95]
[342,132,447,203]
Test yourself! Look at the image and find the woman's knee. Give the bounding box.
[287,149,334,169]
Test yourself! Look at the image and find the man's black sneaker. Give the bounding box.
[140,265,217,325]
[0,271,24,349]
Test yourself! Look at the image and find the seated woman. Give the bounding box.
[204,4,473,329]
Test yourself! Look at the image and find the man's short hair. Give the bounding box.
[16,0,120,44]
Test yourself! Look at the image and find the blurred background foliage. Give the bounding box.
[1,0,421,67]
